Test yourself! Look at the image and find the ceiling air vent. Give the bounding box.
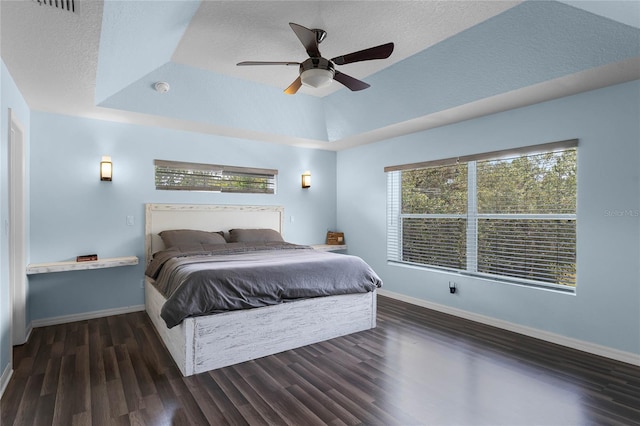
[33,0,75,13]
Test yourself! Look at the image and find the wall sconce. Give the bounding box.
[100,156,112,181]
[301,171,311,188]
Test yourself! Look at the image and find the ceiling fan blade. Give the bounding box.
[289,23,321,58]
[237,61,299,66]
[331,42,394,66]
[333,71,370,91]
[284,76,302,95]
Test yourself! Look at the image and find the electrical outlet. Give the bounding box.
[449,281,457,294]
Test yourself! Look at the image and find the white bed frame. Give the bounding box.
[144,203,377,376]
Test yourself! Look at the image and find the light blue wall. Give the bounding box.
[336,80,640,355]
[28,112,336,321]
[100,62,330,141]
[95,0,200,103]
[324,1,640,141]
[0,59,31,377]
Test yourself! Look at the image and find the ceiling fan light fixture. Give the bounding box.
[237,23,394,94]
[300,68,334,88]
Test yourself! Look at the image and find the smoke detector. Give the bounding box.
[154,82,170,94]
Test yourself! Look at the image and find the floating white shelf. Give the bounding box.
[311,244,347,252]
[26,256,139,275]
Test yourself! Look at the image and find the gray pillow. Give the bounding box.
[159,229,226,248]
[228,228,284,243]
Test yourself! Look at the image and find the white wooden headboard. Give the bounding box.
[145,204,285,264]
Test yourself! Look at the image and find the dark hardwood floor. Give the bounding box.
[2,295,639,425]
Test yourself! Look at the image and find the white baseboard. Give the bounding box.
[31,305,145,328]
[378,289,640,367]
[23,323,33,345]
[0,362,13,399]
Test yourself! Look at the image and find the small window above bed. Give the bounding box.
[154,160,277,194]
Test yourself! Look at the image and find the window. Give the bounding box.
[155,160,277,194]
[386,140,577,290]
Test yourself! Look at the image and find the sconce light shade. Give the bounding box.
[100,156,112,181]
[301,171,311,188]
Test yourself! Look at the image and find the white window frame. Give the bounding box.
[386,139,578,292]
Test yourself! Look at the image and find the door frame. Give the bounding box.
[8,109,27,346]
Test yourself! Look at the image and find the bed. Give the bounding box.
[144,203,380,376]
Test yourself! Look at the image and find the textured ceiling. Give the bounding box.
[1,0,639,150]
[172,1,520,96]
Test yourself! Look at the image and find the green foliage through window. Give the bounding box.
[402,164,468,214]
[387,141,577,289]
[477,150,577,214]
[155,160,277,194]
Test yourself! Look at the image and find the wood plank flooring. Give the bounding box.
[2,295,640,425]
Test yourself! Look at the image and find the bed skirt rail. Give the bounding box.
[145,278,377,376]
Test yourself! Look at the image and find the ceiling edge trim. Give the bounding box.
[331,57,640,151]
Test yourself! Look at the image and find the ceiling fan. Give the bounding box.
[237,23,394,95]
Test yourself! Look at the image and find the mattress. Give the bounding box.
[145,242,382,328]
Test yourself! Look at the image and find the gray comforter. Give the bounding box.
[145,243,382,328]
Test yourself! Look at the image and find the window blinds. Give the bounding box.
[386,140,577,289]
[155,160,277,194]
